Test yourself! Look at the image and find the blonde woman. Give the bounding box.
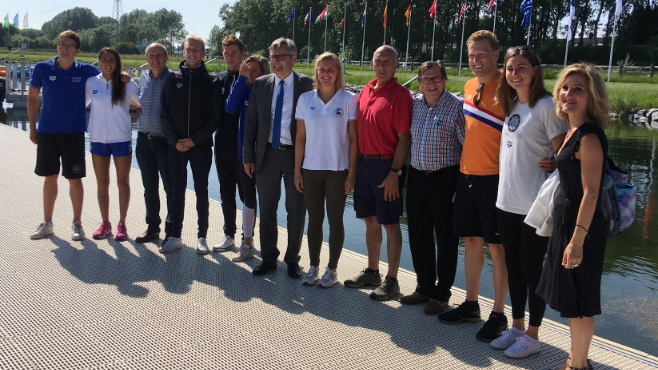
[294,52,358,288]
[537,63,611,370]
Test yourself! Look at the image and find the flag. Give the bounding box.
[428,0,437,19]
[304,8,311,25]
[23,11,27,28]
[615,0,622,18]
[458,0,467,23]
[567,0,575,41]
[315,7,328,23]
[405,4,412,26]
[383,1,388,29]
[519,0,532,28]
[3,13,8,29]
[340,18,345,29]
[13,13,18,27]
[289,10,295,19]
[361,6,367,28]
[485,0,497,14]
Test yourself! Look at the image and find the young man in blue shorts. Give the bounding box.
[27,30,100,240]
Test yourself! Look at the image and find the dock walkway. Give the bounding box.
[1,124,656,369]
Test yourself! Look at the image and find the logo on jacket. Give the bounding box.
[507,114,521,132]
[92,90,98,94]
[72,77,82,82]
[176,83,183,89]
[49,76,56,81]
[507,141,513,148]
[222,87,225,95]
[244,101,249,107]
[334,108,343,117]
[310,107,316,110]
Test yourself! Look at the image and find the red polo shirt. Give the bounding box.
[357,78,412,155]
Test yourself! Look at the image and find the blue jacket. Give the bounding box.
[225,75,252,159]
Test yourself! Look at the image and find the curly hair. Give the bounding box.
[553,63,610,126]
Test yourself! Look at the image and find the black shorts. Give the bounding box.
[452,173,500,244]
[35,132,86,179]
[354,157,404,225]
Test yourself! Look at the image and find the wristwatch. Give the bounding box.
[390,168,402,176]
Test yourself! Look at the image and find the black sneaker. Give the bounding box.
[476,313,508,342]
[344,268,382,288]
[369,277,400,300]
[438,301,482,324]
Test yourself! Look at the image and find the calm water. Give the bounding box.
[3,106,657,356]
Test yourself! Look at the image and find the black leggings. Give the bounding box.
[497,209,549,327]
[302,169,348,269]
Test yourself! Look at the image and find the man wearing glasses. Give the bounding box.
[400,62,464,315]
[159,35,218,254]
[438,30,509,343]
[28,30,101,241]
[243,38,313,277]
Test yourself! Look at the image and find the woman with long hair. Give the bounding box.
[226,55,269,262]
[491,46,567,358]
[85,47,140,240]
[294,52,358,288]
[536,63,611,370]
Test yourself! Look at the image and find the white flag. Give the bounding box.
[567,1,575,41]
[615,0,622,18]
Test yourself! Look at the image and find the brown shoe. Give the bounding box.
[399,292,430,305]
[423,299,449,315]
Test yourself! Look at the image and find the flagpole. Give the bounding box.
[563,38,569,68]
[526,4,532,46]
[383,1,387,45]
[458,16,465,76]
[324,5,328,52]
[342,4,346,62]
[307,7,312,68]
[607,14,618,83]
[404,5,412,72]
[292,11,295,41]
[493,3,497,34]
[361,2,367,70]
[431,17,436,61]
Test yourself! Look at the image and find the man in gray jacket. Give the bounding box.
[243,38,313,278]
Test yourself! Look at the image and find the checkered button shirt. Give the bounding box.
[410,90,465,171]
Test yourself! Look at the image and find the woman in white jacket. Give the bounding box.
[85,47,140,240]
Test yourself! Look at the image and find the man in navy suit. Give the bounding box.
[243,38,313,277]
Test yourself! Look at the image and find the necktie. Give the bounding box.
[272,80,285,149]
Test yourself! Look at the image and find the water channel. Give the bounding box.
[2,106,657,356]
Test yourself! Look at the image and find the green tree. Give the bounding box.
[41,7,100,39]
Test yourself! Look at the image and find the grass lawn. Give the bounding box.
[4,50,658,112]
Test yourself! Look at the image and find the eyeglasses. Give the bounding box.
[419,76,445,85]
[57,43,77,52]
[506,45,535,54]
[473,83,485,106]
[270,54,293,62]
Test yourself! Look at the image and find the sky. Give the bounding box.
[16,0,232,42]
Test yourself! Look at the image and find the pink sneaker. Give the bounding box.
[92,222,112,239]
[115,222,128,241]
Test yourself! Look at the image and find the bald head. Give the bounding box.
[372,45,398,86]
[145,43,168,77]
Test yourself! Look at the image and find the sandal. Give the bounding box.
[568,359,594,370]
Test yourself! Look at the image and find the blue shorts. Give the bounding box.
[354,156,404,225]
[90,141,133,157]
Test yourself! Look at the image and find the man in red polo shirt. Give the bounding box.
[344,45,412,300]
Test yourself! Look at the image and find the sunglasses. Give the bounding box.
[473,83,484,106]
[506,45,535,54]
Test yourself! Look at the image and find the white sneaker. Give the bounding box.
[71,221,85,241]
[504,334,541,359]
[196,237,209,255]
[318,267,338,288]
[232,243,255,262]
[302,266,319,286]
[491,327,525,350]
[213,236,235,252]
[30,221,53,239]
[159,237,183,253]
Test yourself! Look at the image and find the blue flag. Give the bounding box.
[519,0,532,28]
[289,10,295,19]
[13,12,18,27]
[361,6,366,28]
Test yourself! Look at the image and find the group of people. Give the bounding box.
[27,29,610,370]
